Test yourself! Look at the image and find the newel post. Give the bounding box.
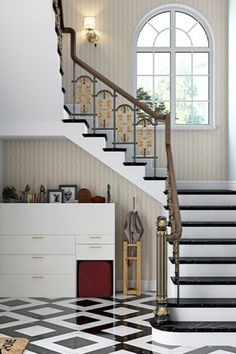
[150,216,170,327]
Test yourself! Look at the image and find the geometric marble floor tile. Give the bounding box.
[29,307,63,316]
[104,307,138,317]
[53,298,116,311]
[16,325,56,337]
[0,311,37,329]
[102,325,142,337]
[0,298,47,311]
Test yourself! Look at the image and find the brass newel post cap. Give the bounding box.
[157,216,167,230]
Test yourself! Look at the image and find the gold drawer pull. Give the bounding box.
[32,236,44,240]
[90,246,102,249]
[89,236,102,239]
[32,276,44,279]
[32,256,44,259]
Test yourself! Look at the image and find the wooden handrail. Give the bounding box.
[165,116,182,241]
[54,0,182,241]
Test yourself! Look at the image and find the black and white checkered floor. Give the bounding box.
[0,293,236,354]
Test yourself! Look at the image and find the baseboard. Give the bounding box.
[116,280,156,293]
[177,180,231,190]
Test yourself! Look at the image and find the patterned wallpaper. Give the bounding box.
[63,0,228,181]
[3,139,162,282]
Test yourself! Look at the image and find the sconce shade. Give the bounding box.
[84,16,95,30]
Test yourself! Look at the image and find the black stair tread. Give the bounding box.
[168,298,236,307]
[143,176,167,180]
[182,221,236,227]
[151,320,236,332]
[103,148,127,152]
[169,256,236,264]
[178,238,236,245]
[62,119,89,128]
[123,162,147,166]
[83,133,107,141]
[177,189,236,195]
[172,276,236,285]
[165,205,236,210]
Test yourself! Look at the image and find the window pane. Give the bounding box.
[176,29,192,47]
[189,23,208,47]
[154,76,170,101]
[137,23,157,47]
[192,102,208,124]
[149,12,170,32]
[137,53,153,75]
[176,102,192,124]
[137,77,153,99]
[154,29,170,47]
[176,53,191,75]
[193,53,208,75]
[193,77,208,100]
[176,12,197,32]
[176,76,192,101]
[154,53,170,75]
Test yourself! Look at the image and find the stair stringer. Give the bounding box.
[0,119,166,204]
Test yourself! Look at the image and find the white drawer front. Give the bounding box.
[76,235,114,244]
[76,244,114,260]
[0,255,75,275]
[0,235,75,254]
[0,275,76,297]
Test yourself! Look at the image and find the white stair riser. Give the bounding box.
[182,226,236,238]
[181,210,236,221]
[152,328,236,346]
[169,263,236,276]
[176,285,236,298]
[180,244,236,257]
[170,307,236,322]
[178,194,236,205]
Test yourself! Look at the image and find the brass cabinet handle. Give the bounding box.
[32,236,44,240]
[89,236,102,239]
[32,276,44,279]
[32,256,44,259]
[89,246,102,249]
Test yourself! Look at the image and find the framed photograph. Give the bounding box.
[47,189,64,203]
[59,184,77,203]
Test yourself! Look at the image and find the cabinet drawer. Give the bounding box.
[76,235,114,244]
[0,255,75,275]
[0,275,76,297]
[76,244,114,260]
[0,235,75,254]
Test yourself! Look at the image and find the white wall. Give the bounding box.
[228,0,236,181]
[0,140,3,192]
[0,0,63,123]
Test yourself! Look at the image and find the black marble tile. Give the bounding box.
[71,299,100,307]
[0,315,16,325]
[1,299,30,307]
[172,276,236,285]
[182,221,236,227]
[177,189,236,195]
[168,298,236,307]
[178,238,236,245]
[55,337,96,349]
[65,315,99,325]
[153,321,236,332]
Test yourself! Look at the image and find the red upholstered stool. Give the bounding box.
[78,261,112,297]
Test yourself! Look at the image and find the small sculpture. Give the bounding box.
[107,184,111,203]
[39,185,46,203]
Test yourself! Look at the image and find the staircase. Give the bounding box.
[152,188,236,346]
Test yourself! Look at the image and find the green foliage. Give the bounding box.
[2,185,18,201]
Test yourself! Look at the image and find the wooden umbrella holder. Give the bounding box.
[123,240,141,296]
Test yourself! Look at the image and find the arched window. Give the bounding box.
[135,6,214,127]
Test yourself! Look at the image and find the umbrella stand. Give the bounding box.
[123,240,141,295]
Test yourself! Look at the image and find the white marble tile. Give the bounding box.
[29,307,63,316]
[107,350,134,354]
[102,325,142,337]
[16,325,56,337]
[104,306,138,316]
[0,312,37,329]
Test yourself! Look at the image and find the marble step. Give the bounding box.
[83,133,108,141]
[168,297,236,307]
[177,189,236,195]
[123,162,147,166]
[169,263,236,277]
[182,221,236,227]
[62,119,89,128]
[169,257,236,264]
[177,244,236,257]
[172,276,236,285]
[181,210,236,221]
[178,194,236,206]
[166,205,236,210]
[178,238,236,244]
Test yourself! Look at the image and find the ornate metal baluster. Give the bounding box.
[93,75,96,134]
[153,117,157,178]
[72,62,76,119]
[133,106,137,163]
[150,216,170,326]
[113,90,117,149]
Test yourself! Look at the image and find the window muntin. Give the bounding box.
[136,8,212,127]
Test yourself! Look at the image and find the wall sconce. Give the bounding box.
[84,16,99,46]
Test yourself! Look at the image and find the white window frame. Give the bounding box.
[133,4,215,130]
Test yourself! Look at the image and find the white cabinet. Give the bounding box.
[0,203,115,297]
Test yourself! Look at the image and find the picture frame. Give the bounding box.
[59,184,77,203]
[47,189,64,203]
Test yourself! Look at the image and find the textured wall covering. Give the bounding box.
[3,139,161,282]
[63,0,228,181]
